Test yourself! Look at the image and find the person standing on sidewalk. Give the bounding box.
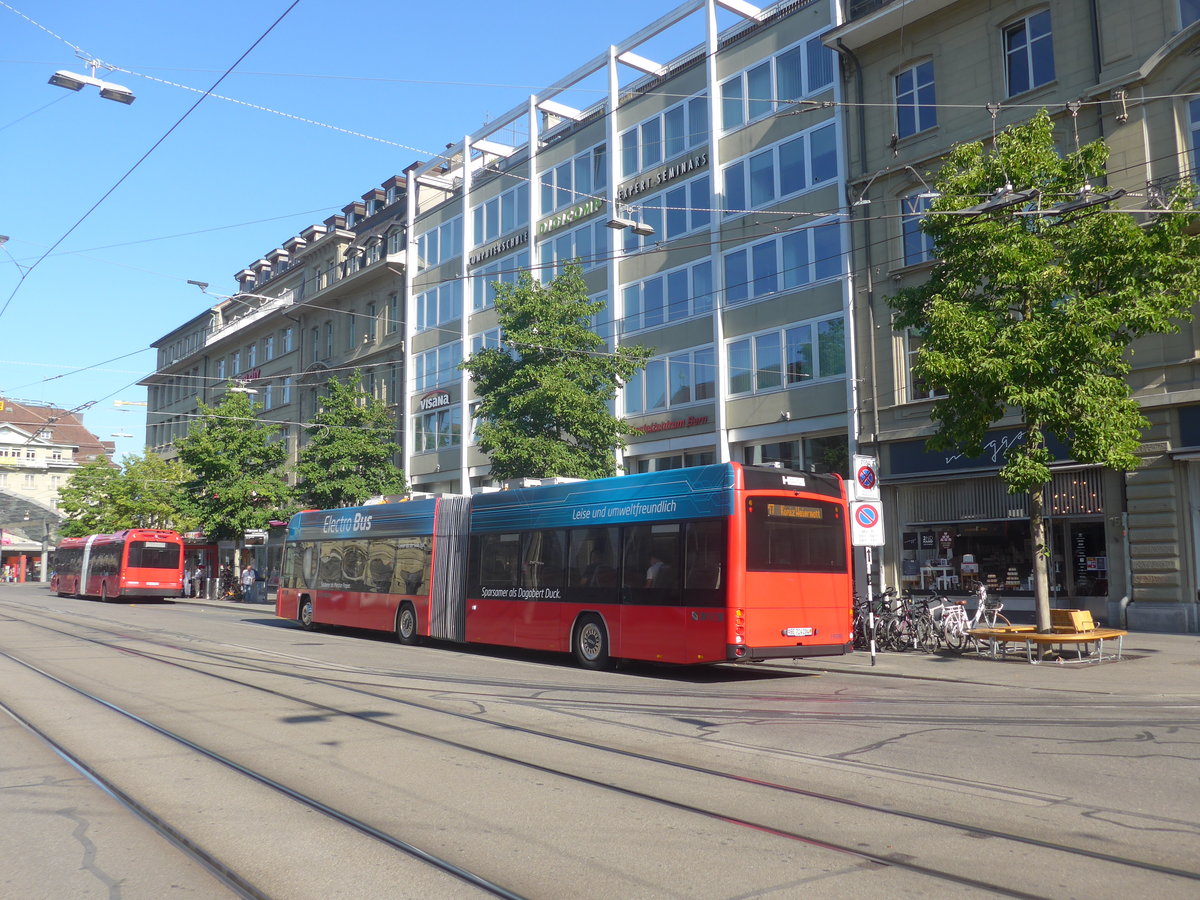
[240,564,256,603]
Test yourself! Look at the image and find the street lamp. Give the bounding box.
[48,57,135,105]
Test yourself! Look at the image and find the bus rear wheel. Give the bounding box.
[298,597,316,631]
[396,603,419,645]
[573,614,611,670]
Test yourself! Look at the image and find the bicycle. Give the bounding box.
[939,581,1010,654]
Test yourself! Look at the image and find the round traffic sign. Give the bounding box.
[855,504,879,528]
[856,465,876,490]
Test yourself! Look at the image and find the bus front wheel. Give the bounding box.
[298,597,316,631]
[573,614,611,670]
[396,603,419,645]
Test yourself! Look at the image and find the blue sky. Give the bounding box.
[1,0,715,461]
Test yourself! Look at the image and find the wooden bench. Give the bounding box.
[971,609,1128,664]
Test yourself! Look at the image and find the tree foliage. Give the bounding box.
[294,371,406,509]
[890,110,1200,629]
[174,391,294,541]
[57,455,123,536]
[461,264,651,480]
[57,452,197,536]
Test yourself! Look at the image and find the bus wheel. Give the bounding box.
[298,597,316,631]
[396,603,419,645]
[573,614,611,670]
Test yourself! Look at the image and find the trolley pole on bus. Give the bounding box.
[849,455,885,667]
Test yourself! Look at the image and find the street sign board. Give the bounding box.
[851,454,880,501]
[850,501,885,546]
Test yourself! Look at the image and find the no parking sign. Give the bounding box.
[852,454,880,501]
[850,501,885,546]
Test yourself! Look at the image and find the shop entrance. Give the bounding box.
[1048,519,1107,602]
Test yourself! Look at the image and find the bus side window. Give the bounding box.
[476,533,520,591]
[684,520,725,589]
[621,524,681,596]
[522,530,566,589]
[568,527,619,587]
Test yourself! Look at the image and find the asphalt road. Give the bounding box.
[1,582,1197,899]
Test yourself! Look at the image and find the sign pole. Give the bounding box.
[865,545,877,666]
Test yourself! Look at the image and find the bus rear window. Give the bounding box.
[127,541,181,570]
[745,498,846,572]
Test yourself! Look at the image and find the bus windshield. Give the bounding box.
[744,497,846,573]
[127,540,182,570]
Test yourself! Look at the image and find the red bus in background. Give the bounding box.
[278,463,852,668]
[51,530,185,601]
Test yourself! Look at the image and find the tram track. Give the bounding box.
[3,600,1198,896]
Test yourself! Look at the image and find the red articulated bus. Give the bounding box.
[50,529,185,601]
[277,463,852,668]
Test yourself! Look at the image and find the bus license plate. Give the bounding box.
[783,627,814,637]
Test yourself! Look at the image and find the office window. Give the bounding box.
[901,192,936,266]
[283,377,293,405]
[541,144,606,214]
[415,342,463,391]
[725,220,842,305]
[1190,98,1200,179]
[263,384,273,410]
[620,94,708,178]
[324,321,333,358]
[896,61,936,138]
[415,405,462,452]
[471,328,503,355]
[416,280,464,332]
[1004,10,1054,96]
[723,123,836,218]
[231,350,241,374]
[365,303,377,344]
[346,311,357,350]
[903,329,943,402]
[472,249,531,310]
[472,182,530,245]
[217,359,226,380]
[624,346,715,415]
[537,221,608,280]
[622,259,713,333]
[726,315,846,397]
[721,37,835,131]
[415,216,463,271]
[310,328,319,363]
[623,174,711,251]
[265,334,274,361]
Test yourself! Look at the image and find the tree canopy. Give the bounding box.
[890,110,1200,630]
[174,390,294,541]
[461,264,651,481]
[57,452,197,536]
[294,371,406,509]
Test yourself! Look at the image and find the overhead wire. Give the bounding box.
[0,0,305,323]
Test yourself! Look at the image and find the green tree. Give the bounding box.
[175,390,294,541]
[111,452,198,531]
[57,455,123,536]
[890,111,1200,633]
[295,371,406,508]
[461,264,651,480]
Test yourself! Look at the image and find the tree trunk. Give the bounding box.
[1030,484,1052,636]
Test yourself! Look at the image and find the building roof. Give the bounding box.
[0,398,116,464]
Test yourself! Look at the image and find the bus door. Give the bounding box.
[681,520,728,662]
[512,530,568,651]
[618,524,685,663]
